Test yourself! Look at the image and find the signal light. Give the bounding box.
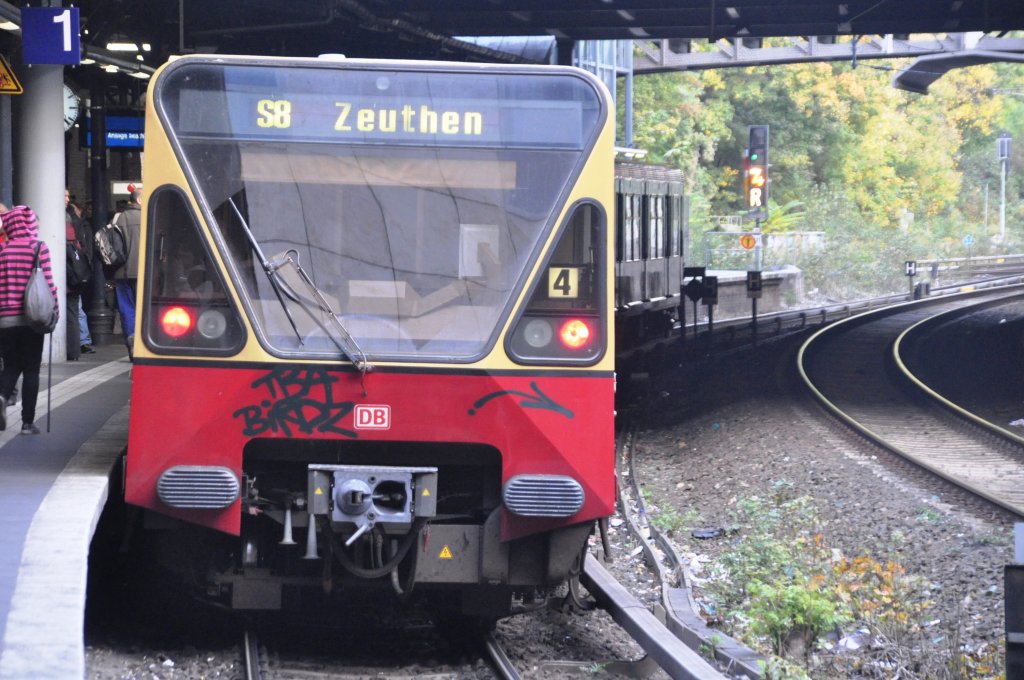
[558,319,591,349]
[161,306,194,338]
[745,125,769,217]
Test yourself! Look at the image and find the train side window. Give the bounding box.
[648,194,666,260]
[669,195,683,257]
[624,194,641,262]
[618,196,634,262]
[671,196,679,260]
[143,187,247,355]
[615,192,624,262]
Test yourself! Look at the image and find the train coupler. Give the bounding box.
[307,464,438,545]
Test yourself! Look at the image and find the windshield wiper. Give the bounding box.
[267,249,372,373]
[228,198,372,373]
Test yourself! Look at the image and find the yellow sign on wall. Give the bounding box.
[0,56,22,95]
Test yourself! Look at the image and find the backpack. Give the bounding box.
[66,239,92,290]
[24,242,57,334]
[95,213,127,268]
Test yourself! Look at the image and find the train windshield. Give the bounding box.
[153,60,604,361]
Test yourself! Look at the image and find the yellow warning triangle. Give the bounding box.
[0,56,22,95]
[422,488,431,496]
[439,545,453,559]
[314,487,324,495]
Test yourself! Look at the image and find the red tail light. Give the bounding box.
[161,306,194,337]
[558,319,591,349]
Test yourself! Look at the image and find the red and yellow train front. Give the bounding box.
[126,56,615,607]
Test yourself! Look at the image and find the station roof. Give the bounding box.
[46,0,1024,68]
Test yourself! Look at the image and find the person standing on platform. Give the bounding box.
[65,190,92,360]
[0,206,58,434]
[113,188,142,357]
[68,197,95,354]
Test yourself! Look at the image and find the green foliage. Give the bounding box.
[746,579,849,657]
[704,484,945,675]
[648,505,686,535]
[704,484,836,624]
[643,490,701,536]
[630,57,1024,291]
[704,488,855,660]
[915,507,944,523]
[758,656,812,680]
[761,199,807,233]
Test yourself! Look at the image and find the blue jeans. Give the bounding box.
[115,279,137,345]
[78,304,91,345]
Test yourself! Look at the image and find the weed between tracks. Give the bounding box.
[645,480,1003,679]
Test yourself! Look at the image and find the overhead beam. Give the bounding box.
[633,34,1024,72]
[894,50,1024,94]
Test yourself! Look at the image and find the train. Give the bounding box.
[122,54,685,623]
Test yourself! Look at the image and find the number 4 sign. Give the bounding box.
[22,7,80,65]
[548,266,580,298]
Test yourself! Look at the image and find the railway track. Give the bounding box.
[799,285,1024,518]
[233,421,737,678]
[238,557,725,679]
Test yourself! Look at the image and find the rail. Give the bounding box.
[678,272,1024,345]
[581,555,728,679]
[797,286,1024,519]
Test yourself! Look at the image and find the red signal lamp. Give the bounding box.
[558,319,591,350]
[161,306,194,338]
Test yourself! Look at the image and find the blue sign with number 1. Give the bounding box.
[22,7,80,65]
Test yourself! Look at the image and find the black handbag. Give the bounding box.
[66,240,92,290]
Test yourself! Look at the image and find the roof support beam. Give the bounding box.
[633,33,1024,73]
[894,50,1024,93]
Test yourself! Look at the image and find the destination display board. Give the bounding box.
[159,62,602,150]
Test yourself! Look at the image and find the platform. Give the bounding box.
[0,343,131,680]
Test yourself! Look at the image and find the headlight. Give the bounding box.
[523,319,553,348]
[197,309,227,339]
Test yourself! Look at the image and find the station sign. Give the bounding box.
[998,133,1012,162]
[683,278,704,302]
[904,260,917,277]
[746,270,763,299]
[21,7,80,65]
[702,276,718,306]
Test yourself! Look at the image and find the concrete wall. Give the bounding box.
[689,266,804,322]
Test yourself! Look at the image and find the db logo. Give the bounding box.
[354,404,391,430]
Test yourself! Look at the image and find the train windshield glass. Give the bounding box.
[154,61,603,361]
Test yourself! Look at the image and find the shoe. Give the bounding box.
[20,423,39,435]
[0,395,6,431]
[81,344,96,354]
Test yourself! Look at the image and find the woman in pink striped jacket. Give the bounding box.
[0,205,58,435]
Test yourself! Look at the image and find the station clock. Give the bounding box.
[62,83,81,132]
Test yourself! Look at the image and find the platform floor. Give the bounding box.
[0,342,131,680]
